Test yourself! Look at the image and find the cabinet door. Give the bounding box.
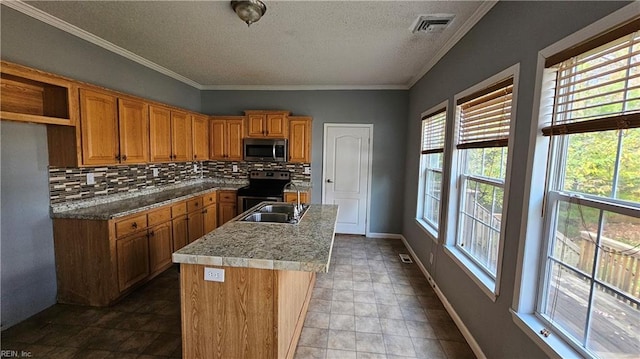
[265,113,288,138]
[187,210,204,244]
[209,118,226,160]
[284,192,310,204]
[116,232,150,292]
[79,88,119,165]
[149,105,172,162]
[191,114,209,161]
[227,119,244,160]
[218,202,237,226]
[247,114,265,137]
[148,221,173,275]
[288,117,311,163]
[118,98,149,164]
[172,215,188,251]
[171,111,192,162]
[203,204,217,233]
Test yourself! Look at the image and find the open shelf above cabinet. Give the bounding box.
[1,61,77,126]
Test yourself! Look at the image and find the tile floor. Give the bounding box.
[1,235,474,359]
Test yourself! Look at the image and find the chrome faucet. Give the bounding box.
[284,181,302,216]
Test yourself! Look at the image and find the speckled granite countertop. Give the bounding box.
[51,180,246,220]
[172,203,338,273]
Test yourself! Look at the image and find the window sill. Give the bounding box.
[443,245,497,302]
[510,310,585,359]
[415,218,438,243]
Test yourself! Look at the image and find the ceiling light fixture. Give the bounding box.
[231,0,267,27]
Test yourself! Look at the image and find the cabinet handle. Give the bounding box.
[116,154,121,161]
[202,209,207,214]
[131,222,138,229]
[194,154,197,159]
[122,155,127,161]
[149,231,154,237]
[194,203,199,207]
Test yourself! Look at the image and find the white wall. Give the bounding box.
[1,121,56,329]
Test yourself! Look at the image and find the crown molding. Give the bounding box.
[200,84,409,91]
[2,0,204,89]
[407,0,498,88]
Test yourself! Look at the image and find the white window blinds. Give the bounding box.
[421,109,446,154]
[543,18,640,136]
[456,78,514,149]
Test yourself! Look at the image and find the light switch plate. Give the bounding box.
[86,173,95,185]
[204,267,225,282]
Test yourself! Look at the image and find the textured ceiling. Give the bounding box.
[19,1,493,89]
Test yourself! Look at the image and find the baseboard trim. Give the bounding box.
[399,235,487,359]
[366,232,403,239]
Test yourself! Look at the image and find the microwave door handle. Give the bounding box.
[272,143,276,160]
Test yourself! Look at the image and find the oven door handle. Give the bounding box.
[272,143,276,160]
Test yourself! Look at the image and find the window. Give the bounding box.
[417,103,447,235]
[445,67,518,297]
[536,20,640,358]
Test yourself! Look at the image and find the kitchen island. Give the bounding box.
[172,203,338,359]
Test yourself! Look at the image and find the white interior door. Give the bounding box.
[322,124,372,235]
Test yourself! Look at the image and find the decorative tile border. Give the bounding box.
[49,160,311,204]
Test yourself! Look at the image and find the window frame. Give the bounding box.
[511,4,640,359]
[444,64,520,301]
[416,100,448,240]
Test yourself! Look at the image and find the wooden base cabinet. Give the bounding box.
[51,191,217,306]
[180,264,315,359]
[217,190,237,226]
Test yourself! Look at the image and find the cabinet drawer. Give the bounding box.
[187,197,203,213]
[116,214,148,238]
[148,207,171,226]
[172,202,187,217]
[203,192,217,205]
[218,191,237,203]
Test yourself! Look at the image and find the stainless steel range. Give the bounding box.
[237,170,292,213]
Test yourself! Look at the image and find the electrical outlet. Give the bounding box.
[429,253,434,265]
[86,172,95,185]
[304,167,311,175]
[193,164,199,173]
[152,168,159,177]
[232,165,238,172]
[204,267,225,282]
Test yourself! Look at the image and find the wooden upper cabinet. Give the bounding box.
[149,105,172,162]
[171,110,192,162]
[288,116,312,163]
[210,118,226,160]
[227,118,244,160]
[245,111,289,138]
[210,116,244,161]
[118,98,149,164]
[79,88,119,165]
[191,114,209,161]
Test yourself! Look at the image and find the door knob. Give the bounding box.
[326,179,333,183]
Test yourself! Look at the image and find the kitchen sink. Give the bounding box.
[239,203,309,224]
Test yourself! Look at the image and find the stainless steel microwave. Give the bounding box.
[243,138,288,162]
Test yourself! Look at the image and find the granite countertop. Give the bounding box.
[172,203,338,273]
[51,180,246,220]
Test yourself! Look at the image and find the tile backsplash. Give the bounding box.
[49,161,310,204]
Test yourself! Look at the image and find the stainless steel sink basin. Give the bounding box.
[241,212,291,223]
[239,203,309,224]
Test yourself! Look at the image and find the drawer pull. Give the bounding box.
[149,231,154,237]
[131,222,138,229]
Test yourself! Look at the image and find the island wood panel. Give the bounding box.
[180,264,276,359]
[276,270,316,359]
[52,218,118,306]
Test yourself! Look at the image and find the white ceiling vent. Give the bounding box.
[411,14,455,34]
